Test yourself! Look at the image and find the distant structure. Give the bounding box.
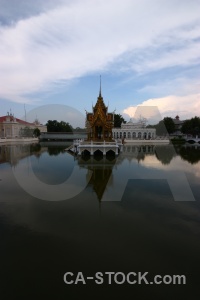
[172,115,185,135]
[86,78,114,140]
[112,118,156,140]
[0,112,47,138]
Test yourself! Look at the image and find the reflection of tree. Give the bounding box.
[30,143,42,158]
[155,145,176,165]
[47,147,66,156]
[178,146,200,164]
[30,143,41,153]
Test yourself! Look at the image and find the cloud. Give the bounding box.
[0,0,200,103]
[123,105,163,124]
[138,76,200,98]
[123,93,200,122]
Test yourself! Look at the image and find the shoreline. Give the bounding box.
[124,139,170,144]
[0,137,39,144]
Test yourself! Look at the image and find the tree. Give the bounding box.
[163,117,175,134]
[59,121,73,132]
[46,120,73,132]
[46,120,59,132]
[114,114,126,128]
[146,117,175,135]
[33,128,41,137]
[181,116,200,136]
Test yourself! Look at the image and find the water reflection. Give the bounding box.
[0,142,200,202]
[77,153,116,201]
[0,143,69,166]
[0,143,42,166]
[1,142,199,167]
[0,142,200,298]
[175,144,200,164]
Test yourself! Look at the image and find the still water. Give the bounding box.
[0,142,200,299]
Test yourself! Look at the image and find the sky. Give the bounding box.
[0,0,200,127]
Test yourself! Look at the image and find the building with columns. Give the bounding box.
[112,119,156,140]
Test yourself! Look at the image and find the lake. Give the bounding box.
[0,142,200,299]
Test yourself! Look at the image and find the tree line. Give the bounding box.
[45,115,126,132]
[45,115,200,136]
[147,116,200,136]
[181,116,200,136]
[46,120,73,132]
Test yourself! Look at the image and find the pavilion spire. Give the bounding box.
[99,75,102,97]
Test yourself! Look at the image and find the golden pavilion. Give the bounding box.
[86,79,114,141]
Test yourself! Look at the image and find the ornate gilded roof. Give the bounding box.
[86,80,113,132]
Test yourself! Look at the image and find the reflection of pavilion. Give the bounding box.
[75,143,181,201]
[76,145,158,201]
[76,145,155,201]
[77,154,116,201]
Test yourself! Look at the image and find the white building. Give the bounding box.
[0,113,47,138]
[112,119,156,140]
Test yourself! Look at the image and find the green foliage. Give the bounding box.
[147,117,175,135]
[163,117,175,134]
[181,116,200,136]
[178,146,200,164]
[147,121,168,135]
[114,114,126,128]
[171,137,186,144]
[46,120,73,132]
[30,143,41,153]
[156,121,168,135]
[33,128,41,137]
[47,147,66,156]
